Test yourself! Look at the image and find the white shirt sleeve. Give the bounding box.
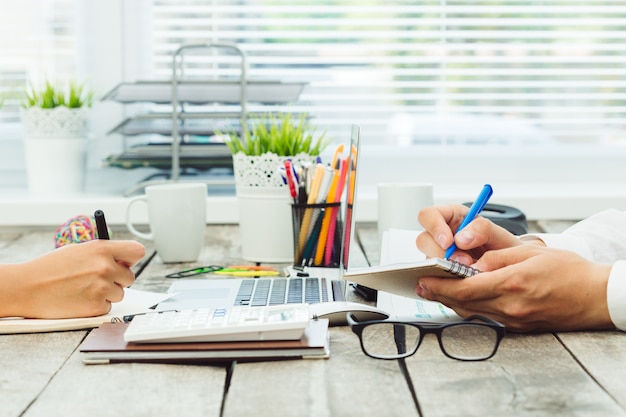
[607,261,626,331]
[527,209,626,330]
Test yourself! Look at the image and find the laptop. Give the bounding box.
[156,125,364,312]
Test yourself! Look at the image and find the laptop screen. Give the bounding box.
[339,124,361,275]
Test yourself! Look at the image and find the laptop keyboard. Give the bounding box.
[234,277,332,307]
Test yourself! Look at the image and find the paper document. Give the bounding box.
[375,229,462,322]
[0,288,172,334]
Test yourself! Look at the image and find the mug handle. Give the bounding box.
[126,196,154,240]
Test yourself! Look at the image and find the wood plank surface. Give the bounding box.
[223,326,418,417]
[558,331,626,410]
[407,332,625,417]
[21,351,227,417]
[0,331,85,417]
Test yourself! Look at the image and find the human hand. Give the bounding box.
[416,204,531,265]
[416,245,613,332]
[3,240,146,319]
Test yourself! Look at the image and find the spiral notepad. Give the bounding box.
[343,258,481,300]
[440,259,480,278]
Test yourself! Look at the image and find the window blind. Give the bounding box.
[150,0,626,147]
[0,0,77,124]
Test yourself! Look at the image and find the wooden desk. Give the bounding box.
[3,223,626,417]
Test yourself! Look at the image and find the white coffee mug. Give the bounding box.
[126,183,207,263]
[377,182,434,241]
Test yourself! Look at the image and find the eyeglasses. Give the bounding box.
[348,313,505,361]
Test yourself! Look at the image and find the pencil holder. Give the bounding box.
[291,202,342,268]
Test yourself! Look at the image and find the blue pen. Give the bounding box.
[276,166,288,185]
[444,184,493,259]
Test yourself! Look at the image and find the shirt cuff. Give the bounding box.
[523,233,595,260]
[607,261,626,331]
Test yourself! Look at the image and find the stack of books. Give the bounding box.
[79,319,330,365]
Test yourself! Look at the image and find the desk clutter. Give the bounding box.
[292,202,342,268]
[285,145,353,268]
[8,223,625,417]
[79,305,330,364]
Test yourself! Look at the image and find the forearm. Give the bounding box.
[0,263,34,317]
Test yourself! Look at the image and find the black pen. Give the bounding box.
[94,210,110,240]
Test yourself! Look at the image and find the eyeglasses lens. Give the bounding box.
[440,324,498,360]
[361,323,421,359]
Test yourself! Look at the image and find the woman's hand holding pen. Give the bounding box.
[0,240,145,319]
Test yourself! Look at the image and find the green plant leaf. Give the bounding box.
[21,79,94,109]
[222,112,329,157]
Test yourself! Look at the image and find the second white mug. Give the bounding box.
[377,182,434,240]
[126,183,207,263]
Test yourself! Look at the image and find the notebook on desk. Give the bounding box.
[157,125,365,312]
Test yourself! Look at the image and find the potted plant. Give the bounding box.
[224,112,330,262]
[20,80,94,196]
[225,112,329,185]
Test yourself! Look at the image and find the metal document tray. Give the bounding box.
[102,80,305,104]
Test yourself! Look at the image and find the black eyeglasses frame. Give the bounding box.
[347,313,506,362]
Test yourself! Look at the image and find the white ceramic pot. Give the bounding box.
[232,152,316,263]
[21,107,90,197]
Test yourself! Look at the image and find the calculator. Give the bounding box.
[123,304,311,343]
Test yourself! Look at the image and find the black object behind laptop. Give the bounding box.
[462,202,528,235]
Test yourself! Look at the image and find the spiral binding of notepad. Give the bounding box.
[444,260,481,278]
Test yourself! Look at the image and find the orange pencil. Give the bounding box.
[330,144,345,170]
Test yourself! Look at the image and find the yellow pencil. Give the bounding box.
[214,270,280,277]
